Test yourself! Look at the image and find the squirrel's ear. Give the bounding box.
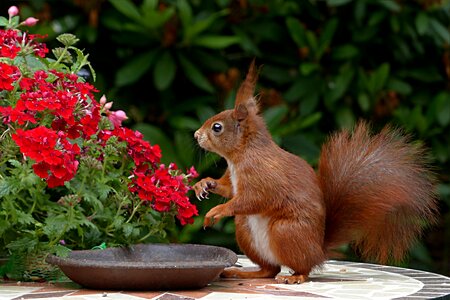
[233,103,248,121]
[234,59,259,114]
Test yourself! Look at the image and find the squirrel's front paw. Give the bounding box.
[193,178,217,200]
[203,204,230,227]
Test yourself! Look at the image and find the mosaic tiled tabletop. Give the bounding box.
[1,257,450,300]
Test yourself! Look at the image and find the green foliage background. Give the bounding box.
[2,0,449,275]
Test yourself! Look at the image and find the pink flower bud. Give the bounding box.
[108,110,128,127]
[188,166,199,178]
[104,101,113,110]
[8,6,19,17]
[99,95,107,105]
[23,17,39,26]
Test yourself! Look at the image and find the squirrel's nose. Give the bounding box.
[194,130,200,140]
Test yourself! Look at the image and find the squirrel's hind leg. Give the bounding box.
[270,219,326,284]
[225,215,281,279]
[221,265,280,279]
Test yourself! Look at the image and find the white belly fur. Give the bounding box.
[227,161,279,266]
[247,214,280,266]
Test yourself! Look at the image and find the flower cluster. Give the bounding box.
[0,7,198,229]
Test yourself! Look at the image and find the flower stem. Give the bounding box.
[126,200,142,224]
[50,46,68,68]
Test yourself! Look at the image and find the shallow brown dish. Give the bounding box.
[46,243,237,290]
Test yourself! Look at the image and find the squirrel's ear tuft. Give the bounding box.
[233,103,248,121]
[234,59,260,115]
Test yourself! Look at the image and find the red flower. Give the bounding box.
[0,27,197,225]
[12,127,80,187]
[19,77,34,91]
[0,29,20,59]
[0,62,18,91]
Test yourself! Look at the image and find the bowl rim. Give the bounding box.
[46,243,238,270]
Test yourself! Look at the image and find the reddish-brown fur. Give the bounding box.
[193,62,438,284]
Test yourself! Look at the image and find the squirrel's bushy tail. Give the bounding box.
[318,122,438,263]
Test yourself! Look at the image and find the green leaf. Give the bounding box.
[141,0,158,11]
[16,211,34,225]
[261,64,293,85]
[300,94,320,116]
[286,18,308,48]
[378,0,401,12]
[327,0,352,6]
[8,159,22,168]
[174,131,196,168]
[368,10,387,27]
[263,105,288,131]
[284,76,322,103]
[305,31,318,52]
[109,0,141,20]
[429,18,450,44]
[0,219,10,237]
[191,35,240,49]
[276,112,322,136]
[184,10,229,42]
[115,50,158,86]
[410,106,427,133]
[153,52,176,90]
[354,2,367,25]
[168,116,200,131]
[336,107,355,129]
[357,93,371,112]
[0,179,12,197]
[122,223,134,238]
[325,69,355,105]
[96,183,113,200]
[387,77,412,95]
[54,245,71,257]
[196,106,216,123]
[0,17,8,26]
[6,236,38,252]
[368,63,390,94]
[317,18,338,59]
[43,215,69,239]
[141,7,175,29]
[232,26,261,56]
[415,12,429,35]
[282,133,321,163]
[434,92,450,126]
[300,63,320,75]
[57,33,79,46]
[177,0,193,28]
[178,54,214,92]
[331,44,359,60]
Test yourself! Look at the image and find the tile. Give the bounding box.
[0,285,41,299]
[11,291,73,299]
[200,292,325,300]
[267,263,424,300]
[154,293,195,300]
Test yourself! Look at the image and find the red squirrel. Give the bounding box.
[193,61,438,284]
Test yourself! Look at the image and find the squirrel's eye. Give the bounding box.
[212,122,223,133]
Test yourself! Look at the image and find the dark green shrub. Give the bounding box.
[6,0,449,275]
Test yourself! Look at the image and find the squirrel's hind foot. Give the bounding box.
[275,274,308,284]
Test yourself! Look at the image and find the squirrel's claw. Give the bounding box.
[193,179,215,201]
[202,187,209,199]
[203,216,215,228]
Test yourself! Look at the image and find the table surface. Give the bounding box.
[1,257,450,300]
